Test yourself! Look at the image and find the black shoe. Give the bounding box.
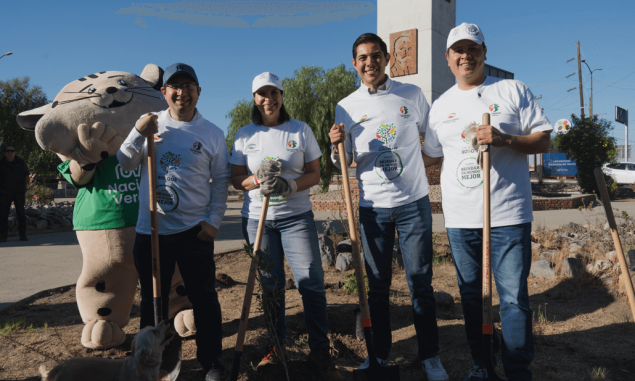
[205,363,227,381]
[19,235,28,241]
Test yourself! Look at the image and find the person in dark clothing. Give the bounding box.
[0,145,31,242]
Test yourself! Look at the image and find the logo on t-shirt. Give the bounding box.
[261,156,279,163]
[286,140,299,152]
[190,141,203,155]
[448,113,456,118]
[246,144,259,154]
[154,134,163,145]
[443,113,459,124]
[159,151,181,173]
[359,115,368,123]
[489,104,499,112]
[399,106,410,118]
[376,124,396,145]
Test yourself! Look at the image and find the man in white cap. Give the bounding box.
[423,23,552,381]
[118,62,230,381]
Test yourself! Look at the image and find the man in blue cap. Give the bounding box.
[118,62,230,380]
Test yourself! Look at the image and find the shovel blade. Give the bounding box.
[353,363,400,381]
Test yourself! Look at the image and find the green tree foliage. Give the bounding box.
[225,65,360,190]
[557,114,617,195]
[0,77,60,175]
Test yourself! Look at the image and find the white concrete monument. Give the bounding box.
[377,0,456,103]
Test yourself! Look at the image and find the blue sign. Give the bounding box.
[542,152,577,176]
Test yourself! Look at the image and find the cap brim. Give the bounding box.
[164,72,198,86]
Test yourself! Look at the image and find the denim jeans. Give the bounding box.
[242,210,329,351]
[446,222,533,381]
[358,195,439,361]
[133,226,223,372]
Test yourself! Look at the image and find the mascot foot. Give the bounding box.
[81,319,126,349]
[173,309,196,337]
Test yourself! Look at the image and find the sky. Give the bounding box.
[1,0,634,150]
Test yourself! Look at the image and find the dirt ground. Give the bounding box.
[2,231,635,381]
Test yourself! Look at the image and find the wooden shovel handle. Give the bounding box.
[594,167,635,322]
[481,113,493,331]
[147,136,162,326]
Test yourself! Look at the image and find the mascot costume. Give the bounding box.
[17,64,196,349]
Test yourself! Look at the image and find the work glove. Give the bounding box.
[461,122,490,169]
[254,159,282,185]
[260,176,297,196]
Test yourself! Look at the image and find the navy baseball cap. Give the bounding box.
[163,62,199,86]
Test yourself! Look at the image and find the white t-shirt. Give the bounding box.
[229,119,322,220]
[424,76,552,228]
[118,110,230,234]
[331,77,430,208]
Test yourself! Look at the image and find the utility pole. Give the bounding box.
[577,41,585,118]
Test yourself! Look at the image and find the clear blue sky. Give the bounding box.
[2,0,634,147]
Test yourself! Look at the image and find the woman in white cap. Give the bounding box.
[229,72,343,380]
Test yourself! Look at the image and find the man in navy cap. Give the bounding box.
[118,63,230,380]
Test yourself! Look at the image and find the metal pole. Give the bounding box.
[590,70,593,117]
[577,41,585,118]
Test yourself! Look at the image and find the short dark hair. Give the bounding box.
[3,144,14,152]
[251,101,291,126]
[352,33,388,59]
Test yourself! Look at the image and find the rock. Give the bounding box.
[604,222,610,231]
[595,259,612,272]
[561,258,583,278]
[337,239,353,253]
[530,260,555,279]
[215,273,236,286]
[61,219,72,228]
[319,235,335,265]
[561,232,575,239]
[567,222,581,230]
[34,220,48,230]
[284,278,296,290]
[336,253,353,271]
[613,263,620,272]
[618,273,635,294]
[606,251,617,263]
[600,274,614,285]
[434,291,454,309]
[393,237,404,268]
[628,250,635,271]
[26,225,36,232]
[586,263,595,273]
[531,242,543,252]
[539,250,559,261]
[568,244,583,254]
[50,223,61,230]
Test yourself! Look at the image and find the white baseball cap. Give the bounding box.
[446,23,485,51]
[252,72,283,93]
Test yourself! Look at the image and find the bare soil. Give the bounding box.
[1,233,635,381]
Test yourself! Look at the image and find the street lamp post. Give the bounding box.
[581,60,602,117]
[0,52,13,60]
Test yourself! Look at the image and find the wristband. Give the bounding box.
[252,174,259,186]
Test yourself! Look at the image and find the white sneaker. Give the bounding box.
[422,355,449,381]
[357,356,388,370]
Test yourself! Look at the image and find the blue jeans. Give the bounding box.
[358,195,439,361]
[133,226,223,372]
[447,223,533,381]
[242,210,329,351]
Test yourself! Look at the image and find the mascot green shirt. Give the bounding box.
[59,156,142,230]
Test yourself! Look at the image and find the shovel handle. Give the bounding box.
[230,194,270,381]
[594,168,635,322]
[481,113,492,330]
[147,136,162,326]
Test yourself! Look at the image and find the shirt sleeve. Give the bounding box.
[227,131,246,166]
[207,134,230,230]
[117,116,148,172]
[422,106,444,158]
[303,123,322,163]
[330,104,353,169]
[417,90,431,142]
[57,160,78,188]
[519,83,552,135]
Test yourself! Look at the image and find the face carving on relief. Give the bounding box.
[17,64,167,162]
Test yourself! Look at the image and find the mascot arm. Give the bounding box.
[69,160,96,186]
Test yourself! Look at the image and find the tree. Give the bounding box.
[557,114,617,195]
[225,65,360,190]
[0,77,60,176]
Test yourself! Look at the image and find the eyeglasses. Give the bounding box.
[165,83,197,91]
[5,150,15,153]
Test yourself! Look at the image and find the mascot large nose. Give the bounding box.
[17,103,50,131]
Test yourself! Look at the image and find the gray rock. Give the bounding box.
[25,208,41,216]
[567,222,581,230]
[531,242,543,251]
[337,239,353,253]
[600,274,614,285]
[284,278,296,290]
[34,220,48,230]
[604,222,610,231]
[628,250,635,271]
[393,237,404,268]
[50,223,61,230]
[530,260,555,279]
[561,258,583,278]
[606,251,617,263]
[561,232,575,239]
[595,259,612,272]
[319,235,335,265]
[61,219,72,228]
[568,244,583,254]
[540,250,559,261]
[434,291,454,309]
[336,253,353,271]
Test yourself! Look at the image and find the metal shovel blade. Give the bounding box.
[352,360,400,381]
[159,334,182,381]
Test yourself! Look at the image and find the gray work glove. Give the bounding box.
[461,122,490,169]
[260,176,297,196]
[254,159,282,185]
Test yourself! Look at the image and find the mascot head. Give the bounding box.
[17,64,167,161]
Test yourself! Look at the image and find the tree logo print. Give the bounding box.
[261,156,279,163]
[159,151,182,172]
[376,124,397,144]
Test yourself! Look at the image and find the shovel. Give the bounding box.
[336,124,400,381]
[481,113,504,381]
[230,194,271,381]
[147,134,181,381]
